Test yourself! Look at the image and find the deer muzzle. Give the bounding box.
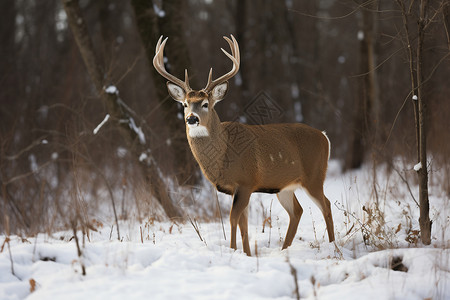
[186,114,200,126]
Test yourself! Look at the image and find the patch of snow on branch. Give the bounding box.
[412,95,418,101]
[28,154,38,172]
[153,3,166,17]
[117,147,127,158]
[291,83,299,99]
[294,101,303,122]
[129,117,146,144]
[139,152,148,162]
[357,30,364,41]
[105,85,118,95]
[234,72,242,86]
[51,152,58,160]
[93,114,110,135]
[414,162,422,171]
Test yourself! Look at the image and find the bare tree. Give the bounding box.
[394,0,448,244]
[346,0,380,170]
[130,0,200,186]
[62,0,182,220]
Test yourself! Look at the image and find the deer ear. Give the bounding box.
[167,82,186,102]
[210,82,228,105]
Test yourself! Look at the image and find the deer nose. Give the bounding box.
[186,115,199,125]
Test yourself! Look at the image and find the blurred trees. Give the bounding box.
[62,0,181,219]
[0,0,449,234]
[131,0,200,186]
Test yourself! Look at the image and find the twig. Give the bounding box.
[71,221,86,276]
[288,0,371,21]
[390,163,419,207]
[255,240,259,272]
[58,140,121,240]
[5,160,52,185]
[121,177,127,219]
[310,207,319,245]
[286,254,300,300]
[5,135,48,161]
[3,216,15,276]
[187,215,207,246]
[268,198,273,247]
[7,238,15,276]
[333,201,378,245]
[109,224,114,240]
[215,191,226,240]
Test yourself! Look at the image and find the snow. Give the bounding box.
[357,30,364,41]
[294,101,302,122]
[153,3,165,18]
[116,147,127,158]
[93,114,110,135]
[104,85,118,95]
[28,154,38,172]
[290,83,299,99]
[138,152,148,162]
[414,162,422,171]
[1,160,449,299]
[128,117,146,144]
[234,72,242,87]
[412,95,418,101]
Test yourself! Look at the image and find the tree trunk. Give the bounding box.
[345,0,380,170]
[130,0,200,186]
[235,0,249,98]
[396,0,432,245]
[62,0,182,220]
[416,0,431,245]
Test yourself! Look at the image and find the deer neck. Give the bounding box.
[186,110,227,183]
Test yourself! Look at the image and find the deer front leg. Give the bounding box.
[230,187,252,255]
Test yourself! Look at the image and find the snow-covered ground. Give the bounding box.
[1,160,449,299]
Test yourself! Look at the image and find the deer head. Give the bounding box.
[153,35,240,138]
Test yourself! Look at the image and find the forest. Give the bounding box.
[2,0,449,235]
[1,1,450,299]
[0,0,450,248]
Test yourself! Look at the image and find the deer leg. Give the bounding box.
[304,184,335,242]
[238,207,251,256]
[230,188,252,254]
[277,190,303,249]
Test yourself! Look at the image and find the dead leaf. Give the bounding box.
[29,279,36,293]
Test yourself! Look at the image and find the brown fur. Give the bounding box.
[184,94,335,256]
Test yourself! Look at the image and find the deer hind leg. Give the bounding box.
[238,207,251,256]
[277,189,303,249]
[304,182,335,242]
[230,188,252,256]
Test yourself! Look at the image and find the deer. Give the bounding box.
[153,35,334,256]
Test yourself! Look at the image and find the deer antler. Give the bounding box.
[203,35,240,93]
[153,36,191,91]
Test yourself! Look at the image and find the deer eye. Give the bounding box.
[183,102,188,108]
[202,102,209,109]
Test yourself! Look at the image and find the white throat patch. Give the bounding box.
[188,124,209,138]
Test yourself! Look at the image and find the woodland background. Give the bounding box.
[1,0,449,235]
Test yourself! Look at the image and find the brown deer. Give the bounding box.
[153,35,334,256]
